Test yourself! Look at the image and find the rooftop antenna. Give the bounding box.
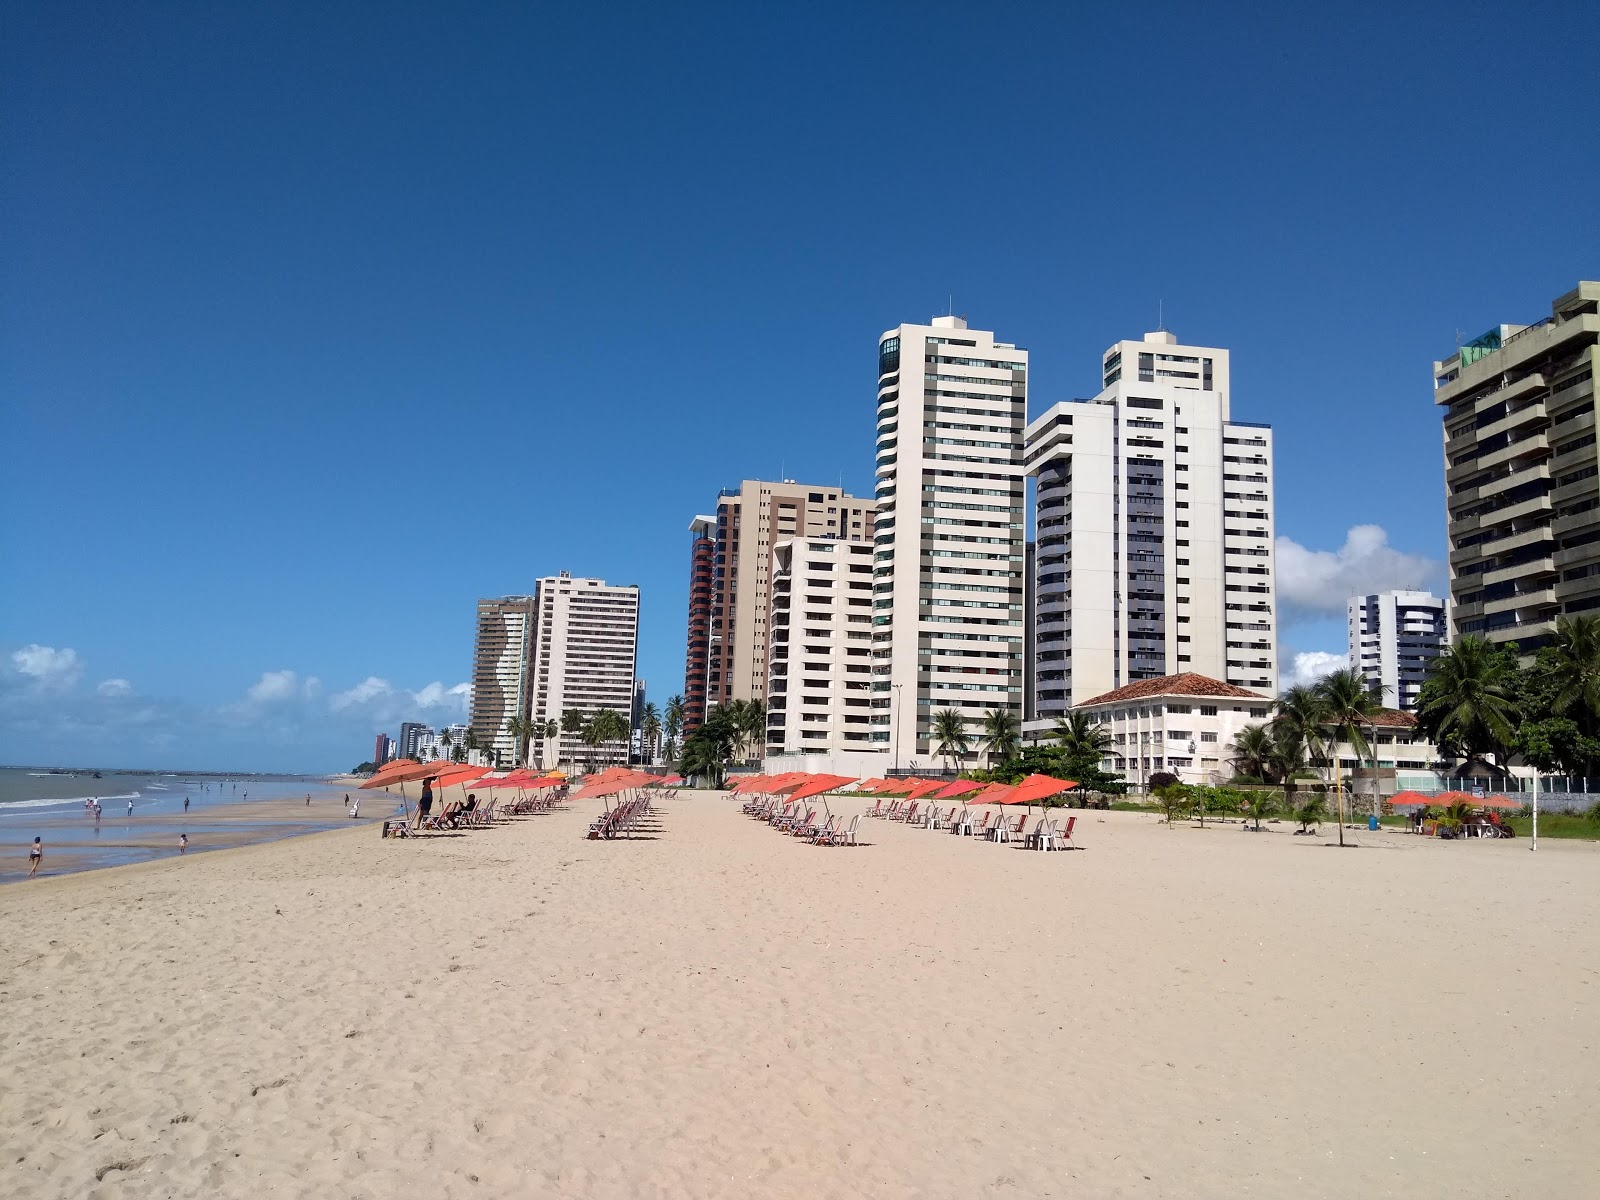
[948,293,953,316]
[1157,298,1166,332]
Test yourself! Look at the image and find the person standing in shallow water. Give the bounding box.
[28,837,42,877]
[183,795,190,813]
[179,833,188,855]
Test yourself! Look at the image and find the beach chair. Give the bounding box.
[865,798,884,818]
[820,814,859,846]
[971,811,994,839]
[793,808,822,838]
[1054,814,1077,849]
[808,815,840,844]
[1025,816,1050,850]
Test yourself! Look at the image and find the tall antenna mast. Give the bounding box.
[1158,298,1165,331]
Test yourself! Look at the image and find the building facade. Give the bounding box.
[398,721,429,761]
[1064,672,1448,797]
[372,733,393,769]
[1024,330,1277,719]
[872,316,1028,763]
[1348,590,1448,712]
[1435,281,1600,652]
[530,574,640,769]
[468,595,539,768]
[682,480,874,734]
[764,537,881,760]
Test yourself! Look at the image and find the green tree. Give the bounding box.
[1229,723,1273,782]
[1054,709,1112,760]
[1549,614,1600,722]
[678,704,736,787]
[582,708,629,770]
[1316,668,1382,846]
[663,694,686,762]
[980,708,1021,768]
[1243,790,1278,831]
[639,702,662,765]
[1415,635,1520,769]
[1274,685,1330,779]
[1265,726,1312,811]
[1153,782,1192,825]
[560,708,586,773]
[1295,792,1328,834]
[932,708,971,772]
[502,716,532,767]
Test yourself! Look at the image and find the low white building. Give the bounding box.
[1023,672,1470,795]
[765,537,886,768]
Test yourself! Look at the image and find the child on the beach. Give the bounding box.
[179,833,188,855]
[28,837,42,877]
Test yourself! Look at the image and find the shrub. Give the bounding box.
[1148,771,1180,791]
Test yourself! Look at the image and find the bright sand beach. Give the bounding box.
[2,791,1597,1199]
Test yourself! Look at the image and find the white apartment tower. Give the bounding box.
[1348,591,1448,712]
[530,574,640,767]
[765,537,880,758]
[1024,331,1278,716]
[871,317,1027,762]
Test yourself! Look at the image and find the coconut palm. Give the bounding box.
[501,716,532,767]
[1549,615,1600,724]
[1417,635,1519,766]
[931,708,971,773]
[1294,792,1328,834]
[1316,668,1382,846]
[560,708,586,773]
[1054,709,1111,757]
[1229,723,1274,781]
[724,698,765,763]
[1274,684,1330,773]
[582,708,629,770]
[1242,790,1278,831]
[664,694,686,762]
[980,708,1021,769]
[639,702,662,765]
[1153,782,1191,826]
[1265,726,1310,811]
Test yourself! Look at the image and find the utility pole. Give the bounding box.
[891,683,904,774]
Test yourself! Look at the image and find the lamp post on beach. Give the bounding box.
[891,683,904,775]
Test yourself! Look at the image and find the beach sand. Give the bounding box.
[2,792,1596,1198]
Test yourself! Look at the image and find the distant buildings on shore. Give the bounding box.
[681,312,1280,777]
[467,573,640,768]
[1347,591,1448,713]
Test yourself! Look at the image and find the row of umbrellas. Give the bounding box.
[569,766,684,802]
[729,771,1079,814]
[1388,790,1522,811]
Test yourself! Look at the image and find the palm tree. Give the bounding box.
[560,708,585,773]
[1242,790,1278,831]
[1295,792,1328,835]
[1549,615,1600,724]
[639,702,662,765]
[1054,709,1112,760]
[1265,726,1310,812]
[583,708,629,769]
[1274,684,1330,788]
[541,718,559,768]
[931,708,971,773]
[1316,668,1382,846]
[502,716,531,767]
[1417,635,1519,767]
[1152,782,1191,825]
[979,708,1021,770]
[1228,723,1273,781]
[664,694,685,762]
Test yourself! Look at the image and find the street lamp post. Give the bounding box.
[891,683,904,774]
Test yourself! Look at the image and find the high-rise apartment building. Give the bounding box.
[468,595,539,767]
[1024,330,1277,718]
[530,574,640,768]
[683,480,874,734]
[398,721,429,761]
[1435,281,1600,651]
[372,733,392,769]
[764,537,879,758]
[1348,591,1448,712]
[871,316,1028,761]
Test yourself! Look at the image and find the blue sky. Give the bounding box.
[4,3,1597,771]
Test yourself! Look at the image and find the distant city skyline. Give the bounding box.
[4,6,1594,770]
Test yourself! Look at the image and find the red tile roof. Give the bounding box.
[1368,708,1418,729]
[1080,673,1271,707]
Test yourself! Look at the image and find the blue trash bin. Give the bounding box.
[1367,814,1379,831]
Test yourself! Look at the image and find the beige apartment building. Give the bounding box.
[529,574,640,768]
[1024,330,1277,719]
[872,316,1028,764]
[683,480,874,733]
[763,537,880,762]
[468,595,539,767]
[1435,281,1600,650]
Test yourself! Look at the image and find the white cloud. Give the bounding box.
[413,681,470,710]
[97,678,133,696]
[1283,650,1345,688]
[11,644,84,687]
[246,670,320,704]
[330,676,393,710]
[1275,525,1438,618]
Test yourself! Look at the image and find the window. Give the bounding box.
[1200,731,1218,743]
[879,337,900,375]
[1200,705,1217,716]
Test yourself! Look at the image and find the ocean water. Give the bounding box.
[0,767,377,881]
[0,767,338,815]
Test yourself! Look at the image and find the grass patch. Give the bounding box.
[1502,814,1600,840]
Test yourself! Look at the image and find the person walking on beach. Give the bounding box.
[184,795,190,813]
[28,837,43,877]
[306,793,311,807]
[179,833,188,855]
[127,798,134,817]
